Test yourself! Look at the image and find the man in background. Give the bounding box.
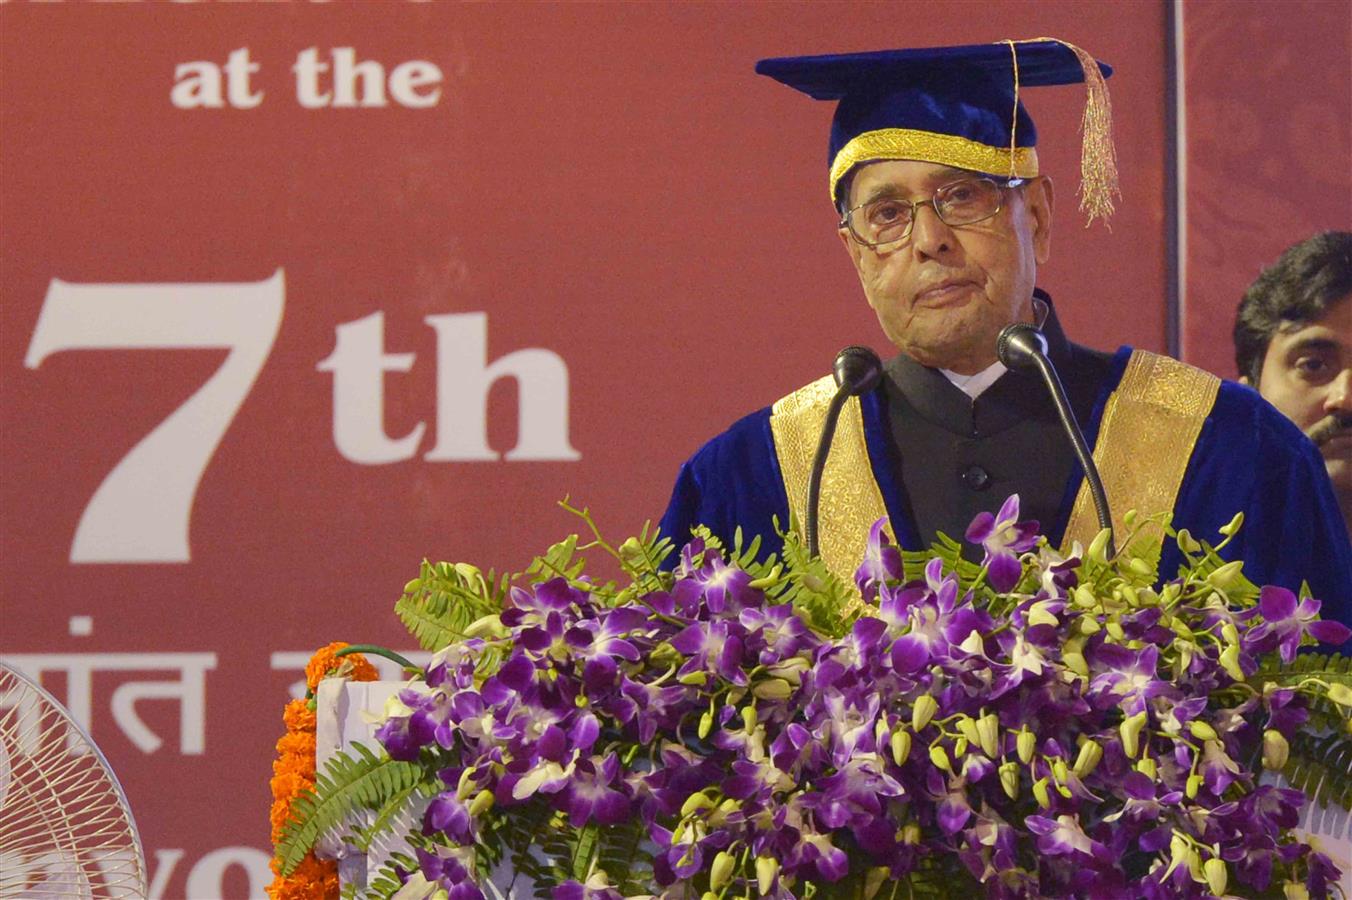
[1235,231,1352,536]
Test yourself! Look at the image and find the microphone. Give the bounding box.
[806,346,883,559]
[996,323,1116,558]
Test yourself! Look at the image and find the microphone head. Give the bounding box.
[996,323,1049,370]
[833,345,883,395]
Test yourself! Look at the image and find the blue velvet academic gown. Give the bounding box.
[660,342,1352,644]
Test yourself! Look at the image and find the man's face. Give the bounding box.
[837,160,1054,374]
[1252,296,1352,495]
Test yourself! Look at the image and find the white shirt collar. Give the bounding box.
[936,299,1049,400]
[940,360,1008,399]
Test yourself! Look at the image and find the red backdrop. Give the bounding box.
[1,1,1341,897]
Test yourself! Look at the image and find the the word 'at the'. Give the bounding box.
[171,47,442,109]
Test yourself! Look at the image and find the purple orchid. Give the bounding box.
[964,493,1039,591]
[855,517,904,600]
[358,492,1346,898]
[1246,585,1352,662]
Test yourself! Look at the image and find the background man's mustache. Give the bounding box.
[1308,413,1352,446]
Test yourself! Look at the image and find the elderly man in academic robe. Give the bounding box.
[659,40,1352,640]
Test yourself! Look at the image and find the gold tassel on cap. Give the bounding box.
[1010,38,1121,226]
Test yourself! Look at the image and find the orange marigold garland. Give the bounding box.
[267,642,379,900]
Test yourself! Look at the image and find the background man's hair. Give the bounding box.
[1233,231,1352,384]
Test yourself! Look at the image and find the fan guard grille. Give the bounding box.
[1,663,148,899]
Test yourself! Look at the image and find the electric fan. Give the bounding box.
[0,662,148,898]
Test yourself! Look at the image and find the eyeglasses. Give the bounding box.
[839,176,1022,248]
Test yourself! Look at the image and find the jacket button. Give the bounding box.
[961,464,991,491]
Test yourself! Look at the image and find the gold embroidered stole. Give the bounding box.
[1061,350,1221,554]
[769,376,892,589]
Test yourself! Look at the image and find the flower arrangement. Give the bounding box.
[273,499,1352,899]
[268,642,378,900]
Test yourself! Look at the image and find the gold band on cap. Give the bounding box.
[829,128,1039,200]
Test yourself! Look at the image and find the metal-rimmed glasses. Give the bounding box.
[839,176,1024,248]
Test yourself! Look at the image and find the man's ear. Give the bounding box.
[838,224,864,271]
[1026,176,1054,265]
[1239,375,1252,386]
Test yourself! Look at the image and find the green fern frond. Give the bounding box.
[520,533,588,585]
[777,526,856,639]
[395,559,506,652]
[1282,730,1352,811]
[365,850,420,899]
[276,743,425,875]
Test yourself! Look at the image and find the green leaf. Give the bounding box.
[395,558,505,652]
[275,743,424,876]
[1282,730,1352,811]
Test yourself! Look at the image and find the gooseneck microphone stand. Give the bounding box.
[996,323,1116,559]
[805,346,884,559]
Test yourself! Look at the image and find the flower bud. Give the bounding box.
[976,713,1000,758]
[999,761,1020,799]
[1087,528,1112,565]
[1206,560,1244,590]
[1073,586,1097,609]
[863,867,889,900]
[901,823,922,845]
[1218,643,1245,682]
[463,613,508,639]
[1028,601,1060,628]
[468,789,494,817]
[928,745,952,773]
[1123,509,1139,528]
[752,678,794,701]
[1221,622,1240,645]
[680,791,715,818]
[1032,776,1051,809]
[1262,729,1289,771]
[1017,728,1037,765]
[890,730,912,766]
[1072,739,1103,778]
[1062,651,1089,677]
[1105,622,1126,641]
[741,706,757,731]
[403,578,422,594]
[1128,556,1153,577]
[911,695,939,732]
[1051,758,1069,784]
[456,767,478,800]
[874,718,890,747]
[1078,616,1101,635]
[956,716,981,746]
[1135,756,1157,779]
[1203,857,1227,896]
[1188,720,1218,742]
[1219,511,1244,537]
[1185,773,1202,799]
[953,737,969,758]
[1327,682,1352,708]
[678,670,709,686]
[701,893,718,900]
[1176,529,1201,554]
[755,856,779,895]
[698,711,713,739]
[1283,882,1311,900]
[710,851,735,891]
[1120,711,1148,759]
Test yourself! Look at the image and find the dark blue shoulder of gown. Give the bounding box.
[658,407,790,566]
[1167,380,1352,649]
